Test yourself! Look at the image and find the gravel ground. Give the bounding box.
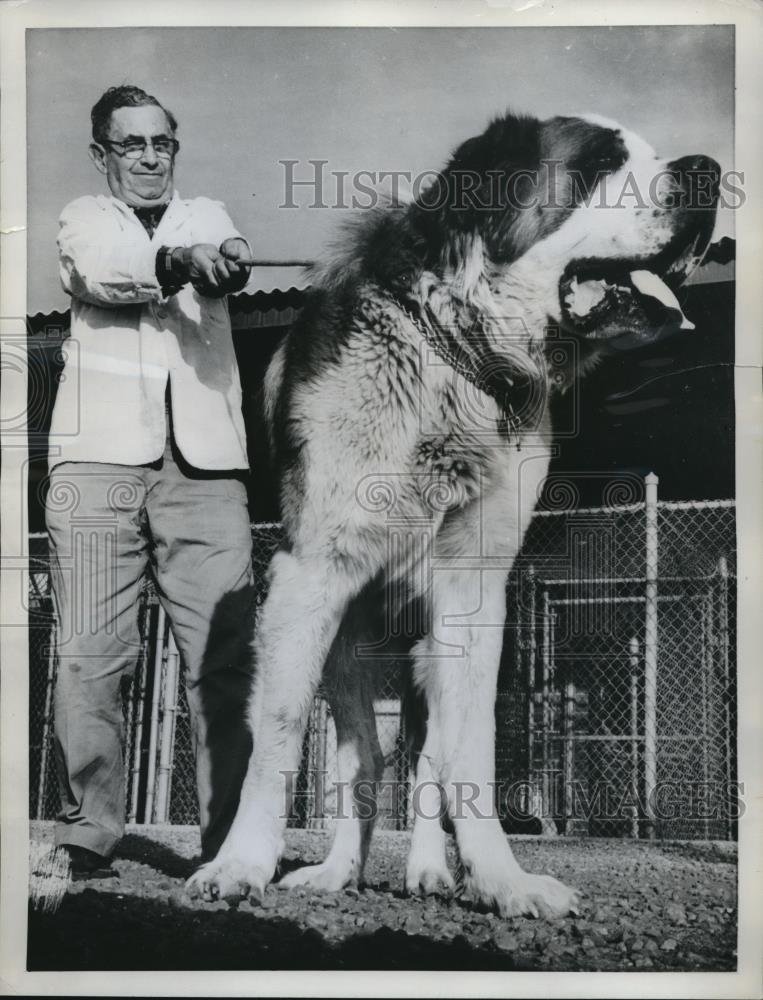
[28,821,737,971]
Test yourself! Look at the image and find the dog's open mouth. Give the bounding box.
[558,221,716,348]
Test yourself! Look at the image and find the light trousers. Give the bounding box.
[46,428,255,859]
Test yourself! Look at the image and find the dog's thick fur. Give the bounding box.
[189,112,718,917]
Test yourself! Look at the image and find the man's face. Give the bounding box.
[90,105,176,208]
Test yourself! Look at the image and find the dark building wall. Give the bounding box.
[546,280,734,505]
[26,278,735,530]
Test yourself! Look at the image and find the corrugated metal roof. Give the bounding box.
[26,286,312,336]
[26,247,734,333]
[241,264,312,295]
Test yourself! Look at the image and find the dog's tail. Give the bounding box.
[262,340,287,460]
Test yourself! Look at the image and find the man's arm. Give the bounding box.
[57,196,166,307]
[59,196,252,305]
[156,239,250,298]
[155,199,252,298]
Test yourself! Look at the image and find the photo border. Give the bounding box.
[2,1,761,997]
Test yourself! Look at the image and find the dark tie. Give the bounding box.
[132,202,169,238]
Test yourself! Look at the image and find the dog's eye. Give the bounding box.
[568,156,621,195]
[591,154,625,174]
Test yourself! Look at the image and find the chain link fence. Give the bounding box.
[29,479,737,840]
[505,484,736,841]
[29,525,410,831]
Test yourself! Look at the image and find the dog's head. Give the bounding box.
[414,111,720,351]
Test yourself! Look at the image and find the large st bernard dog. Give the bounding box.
[189,112,719,917]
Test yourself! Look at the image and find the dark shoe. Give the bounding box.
[59,844,117,881]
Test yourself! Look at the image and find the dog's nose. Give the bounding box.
[663,155,720,209]
[668,154,721,187]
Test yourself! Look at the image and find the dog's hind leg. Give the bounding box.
[405,749,455,896]
[186,547,378,905]
[279,589,385,891]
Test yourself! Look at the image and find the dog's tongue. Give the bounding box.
[564,276,608,317]
[561,266,697,344]
[629,270,695,330]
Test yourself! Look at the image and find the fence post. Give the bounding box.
[643,472,659,840]
[124,593,150,810]
[541,586,552,826]
[629,636,640,839]
[144,605,167,823]
[128,602,151,824]
[36,618,58,820]
[526,564,536,818]
[154,628,181,823]
[563,666,576,834]
[717,554,732,840]
[700,595,712,840]
[311,697,328,830]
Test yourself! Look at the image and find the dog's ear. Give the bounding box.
[542,116,628,202]
[412,113,542,261]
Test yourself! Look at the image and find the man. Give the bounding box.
[47,85,255,877]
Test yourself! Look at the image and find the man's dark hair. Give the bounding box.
[91,85,178,144]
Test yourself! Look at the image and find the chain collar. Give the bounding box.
[387,291,533,447]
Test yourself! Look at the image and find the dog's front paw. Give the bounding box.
[186,854,271,907]
[470,870,579,919]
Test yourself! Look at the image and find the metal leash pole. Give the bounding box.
[225,257,314,268]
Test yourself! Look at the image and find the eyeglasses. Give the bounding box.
[102,137,180,160]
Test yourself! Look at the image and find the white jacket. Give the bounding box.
[49,191,250,470]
